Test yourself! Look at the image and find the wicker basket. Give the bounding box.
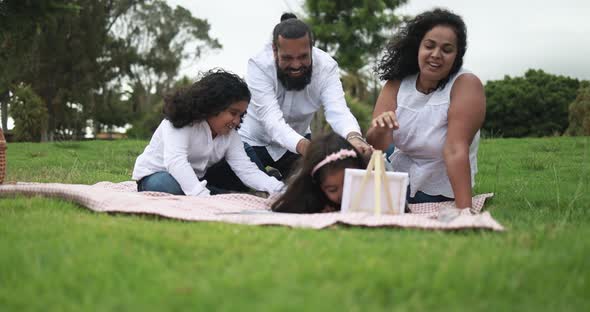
[0,128,6,184]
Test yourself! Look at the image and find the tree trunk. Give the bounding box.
[0,90,8,131]
[42,94,54,142]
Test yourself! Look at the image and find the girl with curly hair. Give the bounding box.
[271,132,366,213]
[366,8,486,210]
[132,69,284,196]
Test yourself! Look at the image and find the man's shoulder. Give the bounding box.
[312,47,338,68]
[250,43,275,68]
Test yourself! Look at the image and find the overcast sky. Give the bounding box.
[167,0,590,83]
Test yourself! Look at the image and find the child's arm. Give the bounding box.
[162,122,210,196]
[225,132,284,194]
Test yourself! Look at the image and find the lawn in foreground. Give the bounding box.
[0,137,588,311]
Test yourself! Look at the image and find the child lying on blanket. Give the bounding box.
[132,69,284,196]
[271,132,367,213]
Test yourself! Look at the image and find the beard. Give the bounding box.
[275,60,313,91]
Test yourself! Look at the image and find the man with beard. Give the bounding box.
[238,13,372,180]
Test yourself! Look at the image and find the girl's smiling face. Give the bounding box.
[320,168,346,205]
[206,100,248,137]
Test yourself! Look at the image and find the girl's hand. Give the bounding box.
[371,111,399,130]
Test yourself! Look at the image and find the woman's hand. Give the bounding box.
[366,80,400,151]
[371,111,399,131]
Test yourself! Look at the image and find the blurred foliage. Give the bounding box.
[566,82,590,136]
[483,69,580,137]
[8,84,48,142]
[311,95,373,136]
[126,75,193,139]
[304,0,407,74]
[0,0,219,141]
[304,0,407,133]
[126,100,164,140]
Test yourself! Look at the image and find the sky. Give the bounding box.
[167,0,590,83]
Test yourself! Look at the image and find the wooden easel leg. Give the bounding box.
[351,152,376,212]
[374,151,382,216]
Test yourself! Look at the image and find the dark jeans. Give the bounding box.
[206,134,312,188]
[407,189,453,204]
[245,144,301,179]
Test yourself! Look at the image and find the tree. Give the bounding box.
[1,0,220,140]
[303,0,407,135]
[8,84,48,142]
[305,0,406,74]
[0,0,76,131]
[0,0,141,140]
[112,1,221,115]
[566,82,590,136]
[484,69,580,137]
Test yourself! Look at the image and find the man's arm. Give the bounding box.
[319,60,372,155]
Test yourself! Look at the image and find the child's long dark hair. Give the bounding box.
[163,69,251,128]
[271,132,366,213]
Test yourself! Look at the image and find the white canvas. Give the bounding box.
[340,168,409,215]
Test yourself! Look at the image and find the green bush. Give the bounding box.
[346,95,373,134]
[9,84,48,142]
[126,101,164,139]
[310,95,373,136]
[565,83,590,136]
[484,69,580,137]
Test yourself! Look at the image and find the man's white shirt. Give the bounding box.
[238,43,361,160]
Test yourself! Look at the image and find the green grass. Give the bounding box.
[1,137,589,311]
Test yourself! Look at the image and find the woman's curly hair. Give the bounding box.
[163,69,251,128]
[375,8,467,90]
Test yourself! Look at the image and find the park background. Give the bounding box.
[0,1,589,311]
[1,0,589,141]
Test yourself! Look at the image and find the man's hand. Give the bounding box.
[346,132,373,158]
[296,138,311,155]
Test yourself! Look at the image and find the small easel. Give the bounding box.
[350,150,396,215]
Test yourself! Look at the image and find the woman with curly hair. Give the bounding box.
[132,69,284,196]
[366,8,486,209]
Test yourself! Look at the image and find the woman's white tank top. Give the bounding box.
[390,68,480,198]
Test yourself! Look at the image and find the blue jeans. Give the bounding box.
[137,171,185,195]
[137,171,239,195]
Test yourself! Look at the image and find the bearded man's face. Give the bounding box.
[274,35,313,91]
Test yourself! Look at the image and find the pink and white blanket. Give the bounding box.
[0,181,504,231]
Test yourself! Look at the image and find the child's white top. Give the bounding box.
[132,119,284,196]
[390,68,480,198]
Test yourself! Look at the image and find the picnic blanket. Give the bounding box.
[0,181,504,231]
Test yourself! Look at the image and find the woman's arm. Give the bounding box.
[366,80,400,151]
[445,73,486,208]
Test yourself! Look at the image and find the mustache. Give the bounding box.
[284,65,310,72]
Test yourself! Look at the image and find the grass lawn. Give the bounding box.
[0,137,589,311]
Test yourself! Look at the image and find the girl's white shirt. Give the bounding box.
[132,119,284,196]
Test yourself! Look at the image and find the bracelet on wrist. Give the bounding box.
[347,134,367,144]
